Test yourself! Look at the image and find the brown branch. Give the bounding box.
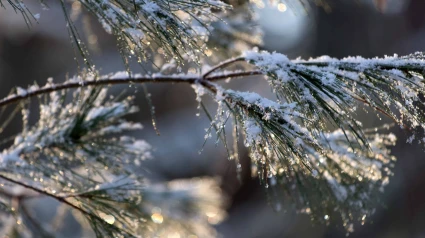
[352,96,395,121]
[20,203,54,237]
[206,70,264,81]
[202,57,245,78]
[0,76,197,108]
[352,96,411,131]
[0,187,40,200]
[0,174,93,220]
[0,66,406,131]
[0,174,136,236]
[0,71,263,109]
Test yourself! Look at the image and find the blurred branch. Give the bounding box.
[0,175,96,221]
[0,188,40,200]
[20,202,55,237]
[0,174,133,236]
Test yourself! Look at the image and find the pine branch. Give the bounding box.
[0,74,227,237]
[202,56,244,78]
[65,0,231,67]
[0,70,262,108]
[1,50,424,234]
[241,50,425,139]
[190,51,425,232]
[3,1,425,235]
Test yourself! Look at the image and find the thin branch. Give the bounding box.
[352,96,412,131]
[0,71,263,109]
[206,70,264,81]
[0,174,94,220]
[202,57,245,78]
[352,96,395,121]
[0,67,402,129]
[0,76,197,108]
[20,202,54,237]
[0,174,139,237]
[0,188,40,200]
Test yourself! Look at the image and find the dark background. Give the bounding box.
[1,0,425,237]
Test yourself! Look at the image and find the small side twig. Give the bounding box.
[0,174,135,236]
[352,96,411,131]
[202,57,245,78]
[206,70,263,81]
[0,175,94,220]
[20,203,55,237]
[0,187,40,200]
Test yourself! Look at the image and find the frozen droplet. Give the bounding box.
[151,213,163,224]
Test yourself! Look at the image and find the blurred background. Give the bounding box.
[1,0,425,237]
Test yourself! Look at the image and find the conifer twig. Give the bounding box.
[0,174,93,219]
[202,57,245,78]
[0,174,135,236]
[0,71,263,108]
[0,67,407,126]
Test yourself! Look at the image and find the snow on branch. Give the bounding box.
[243,50,425,145]
[3,0,422,236]
[0,49,423,234]
[196,85,398,232]
[188,50,425,232]
[0,75,226,237]
[67,0,230,67]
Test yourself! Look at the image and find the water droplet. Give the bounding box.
[103,215,115,224]
[151,213,163,224]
